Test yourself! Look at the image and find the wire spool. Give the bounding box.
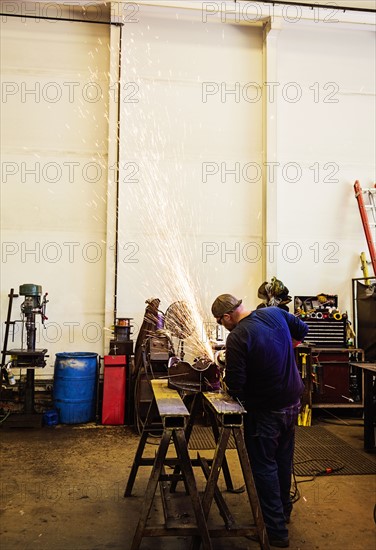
[316,312,323,319]
[114,318,133,341]
[333,312,342,321]
[311,313,317,318]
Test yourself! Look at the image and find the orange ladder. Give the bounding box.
[354,181,376,277]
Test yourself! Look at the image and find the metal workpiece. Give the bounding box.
[151,378,190,428]
[167,356,221,393]
[203,391,245,426]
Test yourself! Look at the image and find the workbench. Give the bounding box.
[296,346,365,408]
[124,379,270,549]
[350,362,376,453]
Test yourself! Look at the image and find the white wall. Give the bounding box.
[270,23,375,316]
[0,16,110,375]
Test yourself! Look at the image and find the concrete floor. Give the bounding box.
[0,418,375,550]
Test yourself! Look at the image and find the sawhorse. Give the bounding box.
[191,391,269,549]
[124,379,269,549]
[125,379,211,549]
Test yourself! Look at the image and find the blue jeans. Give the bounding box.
[243,402,300,539]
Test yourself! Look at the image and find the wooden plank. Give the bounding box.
[233,428,270,550]
[130,429,172,550]
[143,526,257,537]
[2,413,42,428]
[198,455,235,529]
[159,487,196,530]
[173,429,212,550]
[350,362,376,373]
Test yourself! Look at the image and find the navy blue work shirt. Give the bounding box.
[225,307,309,410]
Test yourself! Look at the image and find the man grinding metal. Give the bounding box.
[211,294,308,548]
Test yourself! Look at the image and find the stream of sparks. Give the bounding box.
[120,144,215,362]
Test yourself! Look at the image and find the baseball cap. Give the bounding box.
[211,294,242,318]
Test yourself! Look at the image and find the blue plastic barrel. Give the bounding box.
[53,352,98,424]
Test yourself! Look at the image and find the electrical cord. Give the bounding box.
[294,458,345,477]
[290,457,345,504]
[290,462,302,503]
[0,410,11,424]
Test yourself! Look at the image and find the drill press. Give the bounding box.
[1,284,49,425]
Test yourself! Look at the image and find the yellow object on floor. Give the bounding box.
[298,404,311,426]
